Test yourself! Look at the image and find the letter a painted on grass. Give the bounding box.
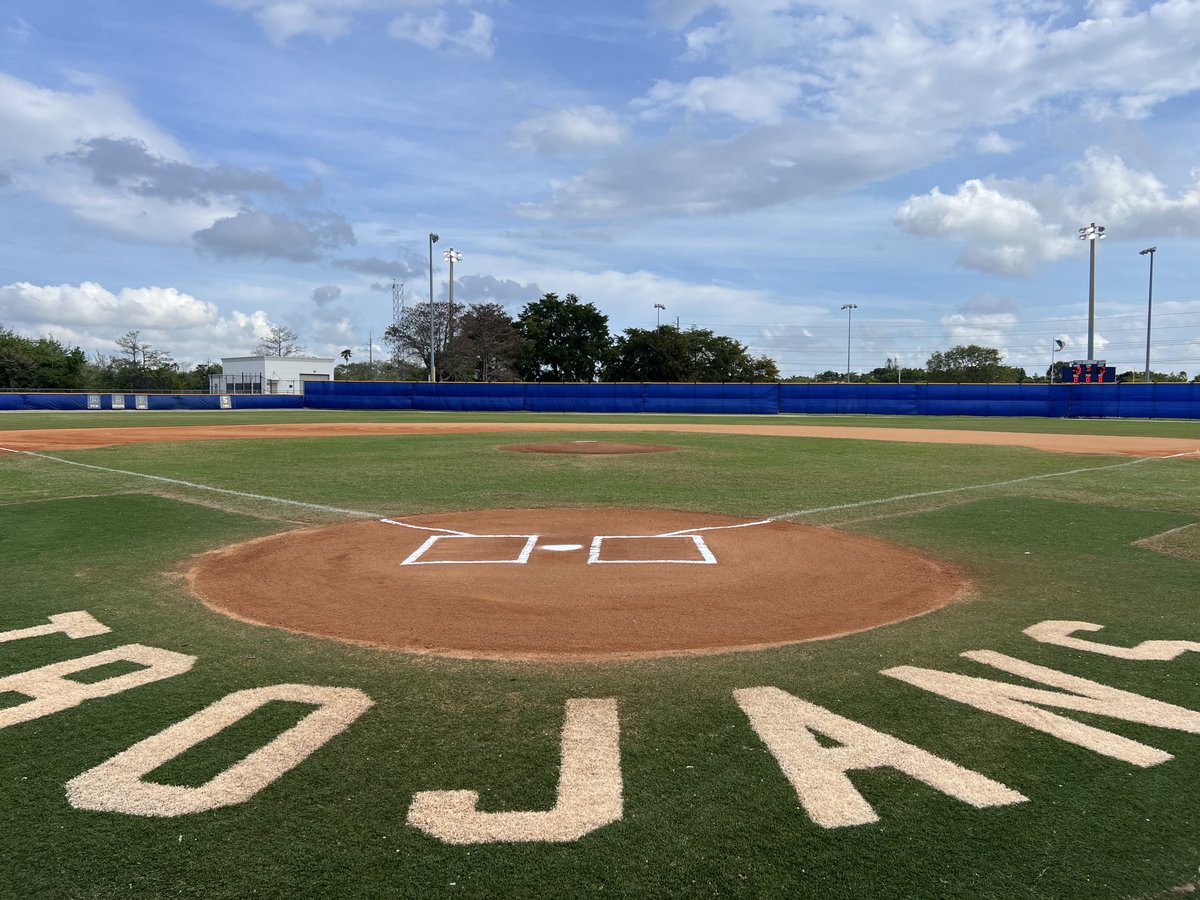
[67,684,373,816]
[407,698,622,844]
[1024,621,1200,660]
[0,645,195,730]
[883,651,1200,767]
[734,687,1026,828]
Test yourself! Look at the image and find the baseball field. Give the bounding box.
[1,409,1198,898]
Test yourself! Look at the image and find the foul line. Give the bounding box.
[6,443,1197,542]
[657,449,1200,537]
[379,518,475,537]
[2,446,478,535]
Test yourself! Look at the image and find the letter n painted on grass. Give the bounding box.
[733,687,1026,828]
[407,698,622,844]
[883,651,1200,767]
[0,645,195,730]
[67,684,372,816]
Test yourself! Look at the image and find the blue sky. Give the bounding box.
[1,0,1198,378]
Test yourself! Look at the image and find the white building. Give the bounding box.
[210,356,336,395]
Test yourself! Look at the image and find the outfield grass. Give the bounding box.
[1,419,1198,898]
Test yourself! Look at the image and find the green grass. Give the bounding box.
[1,418,1198,898]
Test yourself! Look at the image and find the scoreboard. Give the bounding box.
[1062,360,1114,384]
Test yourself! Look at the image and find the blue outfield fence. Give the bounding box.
[3,383,1198,418]
[0,393,302,411]
[303,381,1200,419]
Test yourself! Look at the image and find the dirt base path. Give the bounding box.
[187,508,966,661]
[3,420,1198,457]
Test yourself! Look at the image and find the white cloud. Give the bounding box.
[215,0,416,45]
[387,9,495,57]
[1068,148,1200,235]
[0,281,273,363]
[0,72,182,165]
[895,148,1200,275]
[512,106,629,154]
[534,1,1200,219]
[975,132,1017,154]
[894,180,1075,276]
[635,67,809,125]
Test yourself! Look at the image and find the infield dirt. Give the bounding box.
[186,507,967,661]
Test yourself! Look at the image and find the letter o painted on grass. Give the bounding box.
[67,683,373,817]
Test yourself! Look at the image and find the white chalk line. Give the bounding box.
[6,444,1197,545]
[656,448,1200,537]
[0,447,456,534]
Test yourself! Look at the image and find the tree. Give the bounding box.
[515,293,611,382]
[926,344,1026,383]
[383,301,454,379]
[115,330,171,371]
[340,349,352,362]
[605,326,779,382]
[254,323,305,357]
[0,325,86,389]
[108,331,177,389]
[443,302,524,382]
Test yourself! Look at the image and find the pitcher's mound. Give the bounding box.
[187,508,966,661]
[500,441,678,455]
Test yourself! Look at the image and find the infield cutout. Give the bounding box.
[190,508,966,660]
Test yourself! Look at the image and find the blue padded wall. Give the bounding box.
[5,383,1199,418]
[525,383,643,413]
[413,382,524,411]
[0,393,301,411]
[642,382,777,414]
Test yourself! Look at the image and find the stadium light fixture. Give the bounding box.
[1139,246,1156,383]
[1078,223,1105,360]
[840,303,858,382]
[654,303,665,327]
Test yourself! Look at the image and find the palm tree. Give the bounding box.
[340,349,352,362]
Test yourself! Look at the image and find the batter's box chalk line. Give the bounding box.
[588,534,717,565]
[396,532,719,566]
[400,534,539,566]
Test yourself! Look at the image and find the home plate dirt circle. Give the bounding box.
[499,441,678,454]
[187,508,966,661]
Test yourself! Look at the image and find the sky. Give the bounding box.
[1,0,1199,379]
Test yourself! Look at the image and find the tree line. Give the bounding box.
[372,293,779,383]
[4,316,1196,392]
[802,344,1195,384]
[0,323,303,392]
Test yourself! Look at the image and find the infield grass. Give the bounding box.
[1,417,1197,898]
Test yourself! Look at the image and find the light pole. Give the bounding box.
[443,247,462,366]
[427,232,439,381]
[1139,246,1156,383]
[840,304,857,382]
[1078,223,1105,360]
[654,303,665,327]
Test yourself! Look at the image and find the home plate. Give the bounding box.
[542,543,584,552]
